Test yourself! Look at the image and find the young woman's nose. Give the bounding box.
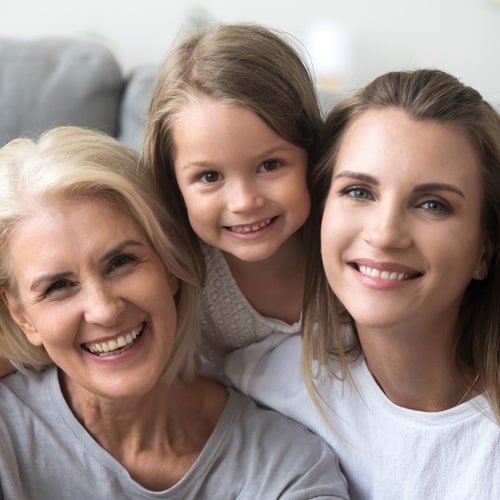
[83,281,125,326]
[226,180,265,213]
[364,201,412,249]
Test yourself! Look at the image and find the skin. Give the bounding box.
[173,98,310,323]
[321,108,489,411]
[5,197,227,489]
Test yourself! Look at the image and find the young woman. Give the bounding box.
[0,126,348,499]
[225,69,500,499]
[143,23,322,369]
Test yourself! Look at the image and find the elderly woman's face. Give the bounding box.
[7,197,179,400]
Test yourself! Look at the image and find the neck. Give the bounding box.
[223,230,306,276]
[62,373,227,458]
[358,318,479,411]
[223,232,306,324]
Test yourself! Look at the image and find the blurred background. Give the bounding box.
[2,0,500,102]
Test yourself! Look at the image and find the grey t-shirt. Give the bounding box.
[0,368,348,499]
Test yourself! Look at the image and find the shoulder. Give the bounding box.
[220,388,349,498]
[0,369,48,402]
[0,368,59,428]
[224,332,303,395]
[223,388,335,462]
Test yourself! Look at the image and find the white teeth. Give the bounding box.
[86,324,143,354]
[230,218,272,234]
[358,265,409,281]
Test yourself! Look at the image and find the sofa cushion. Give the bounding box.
[119,64,157,151]
[0,37,123,146]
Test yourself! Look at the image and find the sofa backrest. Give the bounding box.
[0,37,123,147]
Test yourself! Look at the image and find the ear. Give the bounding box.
[1,292,43,346]
[167,272,181,297]
[474,237,494,281]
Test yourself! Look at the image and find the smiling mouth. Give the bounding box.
[227,217,275,234]
[356,264,422,281]
[83,323,145,357]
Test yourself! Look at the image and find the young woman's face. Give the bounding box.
[321,108,488,334]
[7,197,179,401]
[173,98,310,262]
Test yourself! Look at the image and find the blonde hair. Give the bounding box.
[0,126,201,383]
[143,22,322,282]
[302,69,500,422]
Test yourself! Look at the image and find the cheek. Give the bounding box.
[320,204,342,268]
[179,188,212,222]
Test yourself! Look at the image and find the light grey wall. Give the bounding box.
[2,0,500,102]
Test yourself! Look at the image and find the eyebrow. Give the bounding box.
[180,143,300,170]
[334,170,465,199]
[30,239,144,293]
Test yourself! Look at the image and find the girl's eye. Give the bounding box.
[259,159,280,173]
[343,186,372,200]
[419,199,451,213]
[199,171,221,183]
[109,254,137,272]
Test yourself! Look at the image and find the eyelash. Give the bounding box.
[418,199,451,213]
[340,186,452,213]
[259,159,281,172]
[341,186,372,200]
[197,159,281,184]
[199,171,220,183]
[43,254,138,297]
[108,254,137,272]
[44,279,73,297]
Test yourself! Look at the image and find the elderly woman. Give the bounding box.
[0,127,348,499]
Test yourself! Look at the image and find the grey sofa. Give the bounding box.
[0,37,157,151]
[0,37,348,153]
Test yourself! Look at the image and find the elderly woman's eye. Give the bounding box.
[109,254,136,272]
[45,280,71,296]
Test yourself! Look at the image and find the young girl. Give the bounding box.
[142,23,322,367]
[225,69,500,499]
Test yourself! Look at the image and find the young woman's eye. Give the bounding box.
[259,159,280,173]
[343,186,372,200]
[109,254,137,272]
[419,199,451,213]
[199,171,221,183]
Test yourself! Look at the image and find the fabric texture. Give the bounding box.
[200,241,301,367]
[0,367,348,499]
[0,37,123,146]
[118,64,157,150]
[225,333,500,500]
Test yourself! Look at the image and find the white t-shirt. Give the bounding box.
[225,333,500,500]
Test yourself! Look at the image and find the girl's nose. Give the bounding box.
[83,281,125,326]
[226,181,265,213]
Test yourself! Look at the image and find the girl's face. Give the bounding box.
[7,197,179,401]
[321,108,488,335]
[173,98,310,262]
